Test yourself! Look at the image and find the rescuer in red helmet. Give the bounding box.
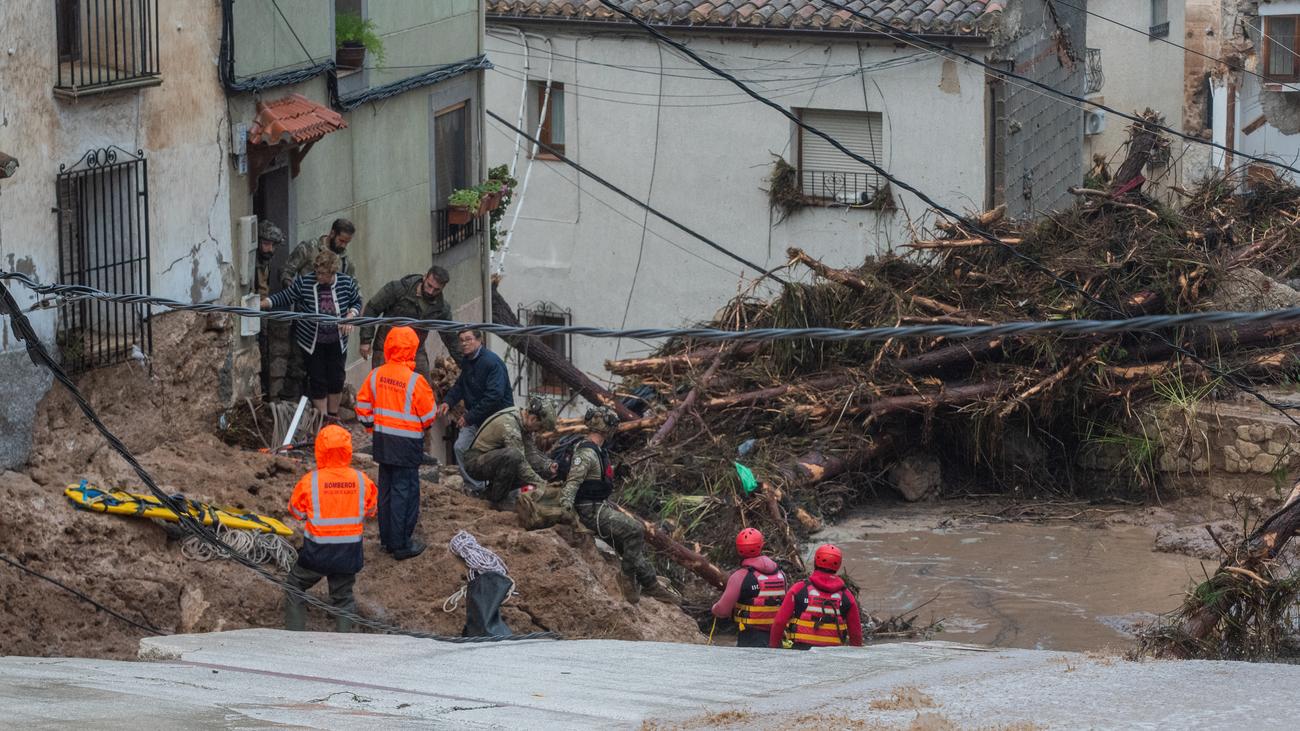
[711,528,788,647]
[769,543,863,649]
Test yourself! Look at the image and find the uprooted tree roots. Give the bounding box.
[1138,485,1300,660]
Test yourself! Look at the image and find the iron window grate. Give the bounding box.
[55,147,152,373]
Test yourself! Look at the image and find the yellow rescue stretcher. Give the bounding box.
[65,480,293,537]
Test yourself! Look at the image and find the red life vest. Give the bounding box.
[732,567,787,631]
[784,582,849,647]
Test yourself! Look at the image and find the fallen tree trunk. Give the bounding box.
[614,505,728,589]
[905,237,1023,249]
[889,339,1003,375]
[774,435,896,489]
[492,285,636,421]
[1112,109,1164,193]
[701,374,856,410]
[605,342,760,376]
[649,348,726,446]
[787,247,870,292]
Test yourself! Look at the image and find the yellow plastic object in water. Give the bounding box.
[64,481,293,537]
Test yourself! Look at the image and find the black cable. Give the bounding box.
[0,282,557,644]
[814,0,1300,178]
[269,0,317,65]
[0,552,162,635]
[595,0,1300,427]
[485,110,786,285]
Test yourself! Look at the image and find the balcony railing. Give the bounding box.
[55,0,161,97]
[432,208,481,255]
[1149,21,1170,39]
[801,169,883,206]
[1085,48,1104,95]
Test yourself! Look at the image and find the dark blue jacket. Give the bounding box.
[445,347,513,427]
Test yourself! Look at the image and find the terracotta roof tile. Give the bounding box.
[248,93,348,147]
[486,0,1000,33]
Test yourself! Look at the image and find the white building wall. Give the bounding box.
[485,28,988,399]
[1084,0,1189,196]
[0,2,232,467]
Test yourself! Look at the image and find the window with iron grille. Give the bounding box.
[1084,48,1104,95]
[432,101,479,254]
[1149,0,1170,39]
[515,303,571,397]
[56,147,153,373]
[53,0,161,97]
[797,109,885,205]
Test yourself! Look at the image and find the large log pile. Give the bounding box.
[548,118,1300,583]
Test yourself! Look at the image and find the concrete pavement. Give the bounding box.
[0,630,1295,729]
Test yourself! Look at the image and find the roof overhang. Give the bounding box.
[246,93,348,191]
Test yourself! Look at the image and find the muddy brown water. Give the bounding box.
[821,515,1214,652]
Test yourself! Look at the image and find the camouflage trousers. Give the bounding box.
[575,500,657,588]
[464,447,545,504]
[260,321,299,402]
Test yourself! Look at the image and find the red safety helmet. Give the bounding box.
[813,543,843,572]
[736,528,764,558]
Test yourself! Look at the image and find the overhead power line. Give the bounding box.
[15,271,1300,345]
[814,0,1300,178]
[592,0,1300,426]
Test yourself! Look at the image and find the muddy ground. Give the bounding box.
[0,313,700,659]
[1,311,1291,661]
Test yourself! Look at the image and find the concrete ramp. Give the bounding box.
[0,630,1296,728]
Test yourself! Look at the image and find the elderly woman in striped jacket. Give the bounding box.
[261,248,362,424]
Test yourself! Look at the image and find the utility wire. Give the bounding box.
[0,281,557,644]
[485,111,786,285]
[16,271,1300,344]
[594,0,1300,425]
[814,0,1300,178]
[0,551,163,635]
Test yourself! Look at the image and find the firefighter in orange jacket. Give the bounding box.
[711,528,788,647]
[355,326,437,560]
[285,424,378,632]
[769,543,864,649]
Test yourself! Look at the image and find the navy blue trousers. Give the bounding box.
[377,464,420,552]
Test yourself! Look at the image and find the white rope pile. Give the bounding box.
[181,522,297,573]
[269,400,323,449]
[442,530,515,613]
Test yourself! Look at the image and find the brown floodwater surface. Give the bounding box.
[829,518,1214,652]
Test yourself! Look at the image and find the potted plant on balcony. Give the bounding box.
[479,182,503,212]
[335,12,384,70]
[447,188,481,225]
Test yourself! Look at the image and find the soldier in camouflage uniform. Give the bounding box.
[357,266,460,378]
[462,397,557,507]
[281,219,357,395]
[250,220,296,401]
[559,407,682,605]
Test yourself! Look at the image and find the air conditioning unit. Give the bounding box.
[1084,108,1106,136]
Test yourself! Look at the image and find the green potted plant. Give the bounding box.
[335,12,384,70]
[478,182,503,212]
[447,188,481,225]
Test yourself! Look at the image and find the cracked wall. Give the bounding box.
[0,2,233,468]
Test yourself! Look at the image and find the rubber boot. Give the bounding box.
[284,597,307,631]
[618,572,641,605]
[643,576,683,605]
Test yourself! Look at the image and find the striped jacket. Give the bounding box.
[269,272,363,355]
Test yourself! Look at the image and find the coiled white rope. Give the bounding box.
[181,522,297,573]
[442,530,515,613]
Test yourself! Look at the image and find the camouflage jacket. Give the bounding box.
[464,406,552,486]
[559,443,604,509]
[281,236,356,290]
[358,274,458,358]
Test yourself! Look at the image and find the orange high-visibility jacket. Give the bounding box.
[288,425,378,548]
[355,326,437,449]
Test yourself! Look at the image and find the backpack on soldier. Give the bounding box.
[549,434,588,482]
